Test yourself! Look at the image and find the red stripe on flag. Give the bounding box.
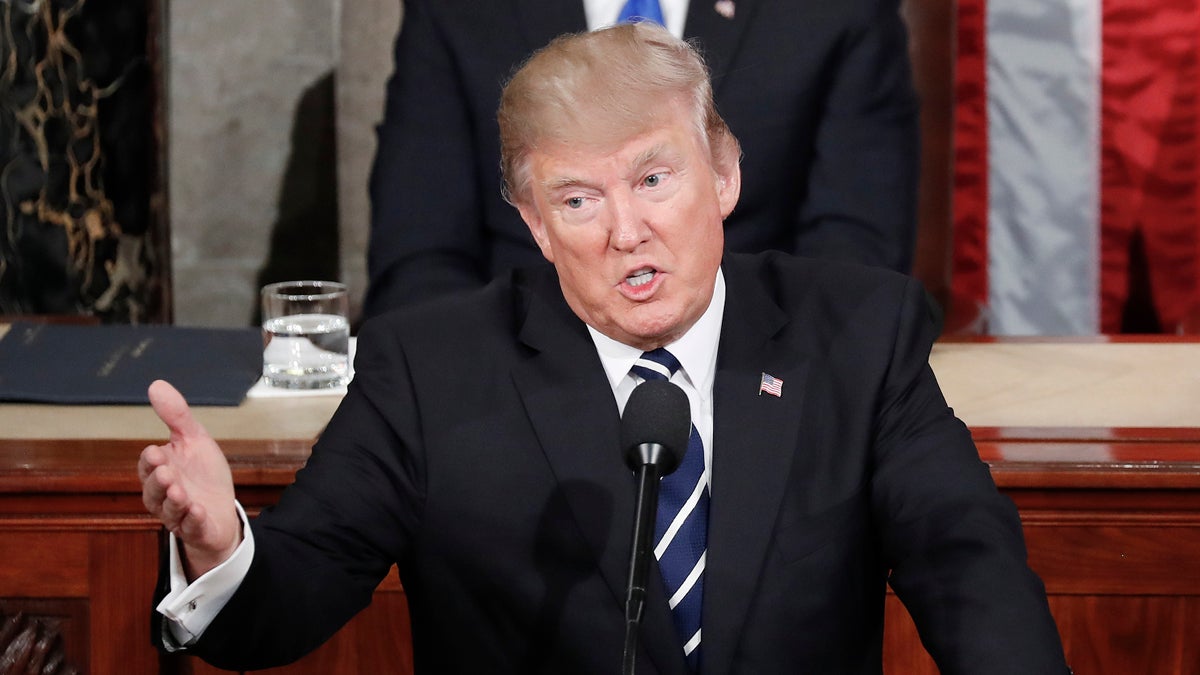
[950,0,989,332]
[1100,0,1200,332]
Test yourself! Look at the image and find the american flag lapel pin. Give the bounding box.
[714,0,735,20]
[759,372,783,397]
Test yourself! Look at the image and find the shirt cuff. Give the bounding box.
[155,500,256,649]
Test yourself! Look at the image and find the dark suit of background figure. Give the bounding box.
[364,0,921,316]
[170,252,1067,674]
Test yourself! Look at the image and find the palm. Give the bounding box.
[163,427,236,542]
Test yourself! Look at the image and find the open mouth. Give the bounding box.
[626,268,657,288]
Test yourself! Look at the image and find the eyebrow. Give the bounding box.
[538,142,678,194]
[542,175,590,193]
[632,143,669,171]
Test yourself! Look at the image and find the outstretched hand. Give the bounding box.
[139,379,241,580]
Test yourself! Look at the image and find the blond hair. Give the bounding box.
[497,21,740,205]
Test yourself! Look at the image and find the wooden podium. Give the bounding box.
[1,338,1198,673]
[891,338,1200,674]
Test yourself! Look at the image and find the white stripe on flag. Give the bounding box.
[988,0,1102,333]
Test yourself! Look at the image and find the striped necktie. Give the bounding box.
[617,0,664,26]
[630,348,707,671]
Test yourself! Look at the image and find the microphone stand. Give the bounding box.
[622,445,667,675]
[619,380,687,675]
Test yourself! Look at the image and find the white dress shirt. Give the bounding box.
[156,501,255,647]
[587,267,724,484]
[585,0,690,37]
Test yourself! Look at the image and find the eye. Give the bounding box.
[643,173,663,188]
[566,196,584,209]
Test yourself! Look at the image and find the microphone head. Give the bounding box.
[620,380,691,475]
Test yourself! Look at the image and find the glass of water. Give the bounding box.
[260,280,350,389]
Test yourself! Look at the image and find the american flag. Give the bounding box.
[759,373,783,397]
[953,0,1200,334]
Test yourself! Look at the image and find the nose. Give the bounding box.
[608,191,651,252]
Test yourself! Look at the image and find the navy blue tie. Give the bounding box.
[631,348,707,671]
[617,0,664,26]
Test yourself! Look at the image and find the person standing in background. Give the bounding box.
[364,0,920,316]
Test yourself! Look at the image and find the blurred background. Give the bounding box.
[3,0,1199,336]
[0,0,398,328]
[169,0,398,327]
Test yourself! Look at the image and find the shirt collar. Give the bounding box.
[588,267,725,395]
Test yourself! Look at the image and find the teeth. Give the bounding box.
[627,270,655,287]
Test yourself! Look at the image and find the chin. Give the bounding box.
[620,315,684,347]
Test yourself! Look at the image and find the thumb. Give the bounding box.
[148,379,205,442]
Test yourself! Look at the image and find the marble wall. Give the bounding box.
[169,0,400,327]
[0,1,167,322]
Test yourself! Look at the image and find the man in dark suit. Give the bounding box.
[140,23,1067,673]
[364,0,920,317]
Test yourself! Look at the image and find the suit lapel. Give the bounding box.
[511,269,686,675]
[683,0,758,97]
[702,257,811,675]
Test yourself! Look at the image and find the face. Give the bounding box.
[515,99,741,350]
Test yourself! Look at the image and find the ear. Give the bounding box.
[715,158,742,219]
[517,201,556,264]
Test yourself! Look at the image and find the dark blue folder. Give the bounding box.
[0,322,262,406]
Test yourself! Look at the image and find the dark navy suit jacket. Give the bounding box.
[171,253,1067,674]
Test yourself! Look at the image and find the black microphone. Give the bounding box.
[620,379,691,675]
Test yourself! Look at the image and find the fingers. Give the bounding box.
[140,460,175,518]
[140,447,192,532]
[139,446,168,513]
[148,379,205,442]
[160,482,194,534]
[137,444,163,483]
